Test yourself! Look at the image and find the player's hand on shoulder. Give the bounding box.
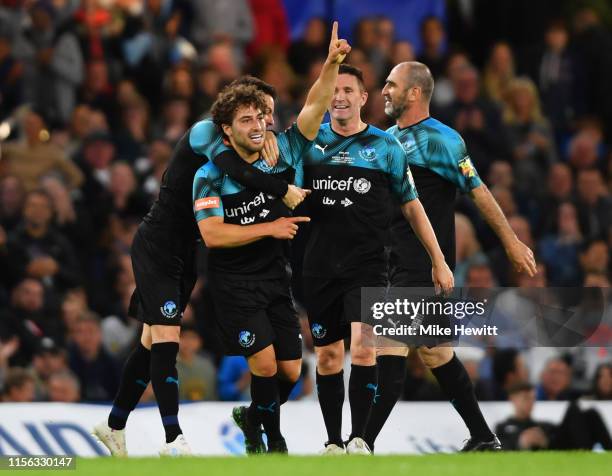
[269,216,310,240]
[432,260,454,296]
[327,21,351,65]
[261,131,279,168]
[283,184,311,210]
[506,238,537,277]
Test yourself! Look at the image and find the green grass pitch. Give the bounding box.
[39,452,611,476]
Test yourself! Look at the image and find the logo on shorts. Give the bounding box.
[161,300,178,318]
[238,330,256,348]
[311,323,327,339]
[353,178,371,194]
[358,146,377,162]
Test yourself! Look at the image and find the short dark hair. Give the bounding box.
[230,76,277,100]
[507,381,534,395]
[580,238,607,254]
[547,18,567,32]
[2,368,34,395]
[493,348,520,385]
[339,64,365,90]
[211,84,268,131]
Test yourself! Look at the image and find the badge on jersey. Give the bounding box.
[195,197,220,210]
[458,156,477,178]
[358,145,377,162]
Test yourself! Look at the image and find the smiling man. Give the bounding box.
[362,61,536,453]
[193,22,350,454]
[299,64,453,455]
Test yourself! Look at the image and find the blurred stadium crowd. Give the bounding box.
[0,0,611,409]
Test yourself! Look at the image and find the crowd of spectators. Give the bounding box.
[0,1,611,408]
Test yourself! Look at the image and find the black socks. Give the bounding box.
[109,343,151,430]
[431,353,494,440]
[363,356,406,449]
[316,370,345,446]
[248,374,282,441]
[348,364,378,440]
[150,342,182,443]
[278,377,297,405]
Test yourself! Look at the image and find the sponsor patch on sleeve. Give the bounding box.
[195,197,220,210]
[458,156,476,178]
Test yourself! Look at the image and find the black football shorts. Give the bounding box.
[302,276,386,347]
[129,225,196,326]
[209,274,302,360]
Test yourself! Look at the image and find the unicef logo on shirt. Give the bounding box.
[353,178,371,194]
[358,146,377,162]
[160,300,178,318]
[238,330,256,348]
[311,323,327,339]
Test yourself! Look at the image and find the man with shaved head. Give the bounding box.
[363,62,537,452]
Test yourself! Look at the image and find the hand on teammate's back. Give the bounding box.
[283,184,311,209]
[268,216,310,240]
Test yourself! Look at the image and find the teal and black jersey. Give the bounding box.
[388,117,482,282]
[193,123,310,278]
[301,123,418,279]
[141,119,231,252]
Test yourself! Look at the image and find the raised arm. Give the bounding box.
[296,21,351,140]
[469,183,536,276]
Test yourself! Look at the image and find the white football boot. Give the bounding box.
[159,434,192,456]
[92,421,127,456]
[346,437,372,455]
[320,443,346,455]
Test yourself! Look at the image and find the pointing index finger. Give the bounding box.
[331,21,338,42]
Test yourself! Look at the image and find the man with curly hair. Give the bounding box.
[192,22,350,454]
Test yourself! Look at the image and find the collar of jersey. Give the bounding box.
[396,116,432,131]
[329,123,370,139]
